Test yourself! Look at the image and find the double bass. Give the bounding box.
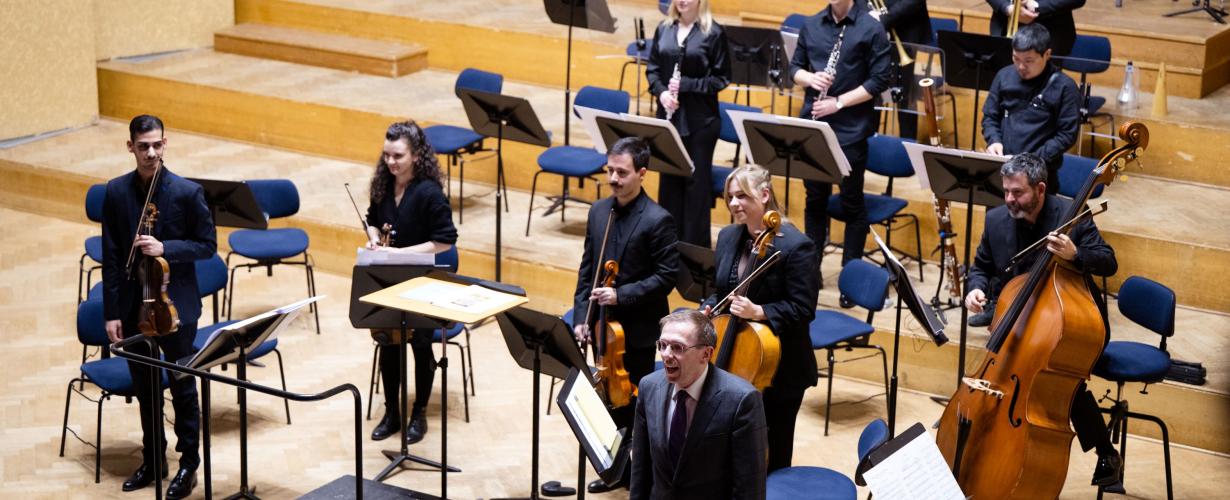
[708,211,784,391]
[936,122,1148,498]
[124,163,180,337]
[582,209,634,409]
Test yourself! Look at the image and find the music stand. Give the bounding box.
[186,178,267,229]
[542,0,616,146]
[937,31,1012,151]
[728,110,850,211]
[675,241,717,303]
[903,142,1006,396]
[578,107,694,178]
[493,306,591,500]
[458,88,552,282]
[724,26,790,106]
[1165,0,1227,24]
[555,367,630,486]
[871,230,946,438]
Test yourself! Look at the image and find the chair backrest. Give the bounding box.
[856,419,890,461]
[659,0,671,15]
[865,134,916,179]
[455,68,503,96]
[195,254,228,297]
[436,246,460,273]
[1060,35,1111,76]
[85,184,106,223]
[837,260,891,312]
[719,102,760,144]
[246,179,299,219]
[929,18,958,47]
[562,307,575,330]
[77,299,108,347]
[782,13,807,32]
[1057,154,1105,199]
[575,86,630,115]
[1118,276,1175,338]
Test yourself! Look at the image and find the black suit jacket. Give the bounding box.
[102,167,217,329]
[705,223,819,390]
[574,191,680,349]
[630,366,768,500]
[986,0,1086,56]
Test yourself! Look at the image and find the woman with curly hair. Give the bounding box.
[366,121,458,445]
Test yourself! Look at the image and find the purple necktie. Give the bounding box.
[668,390,690,466]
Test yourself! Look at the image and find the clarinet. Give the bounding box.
[666,63,681,120]
[812,25,847,120]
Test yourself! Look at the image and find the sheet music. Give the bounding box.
[562,376,621,469]
[182,296,322,371]
[398,282,521,314]
[575,105,621,154]
[902,141,1008,192]
[356,247,434,266]
[862,428,965,500]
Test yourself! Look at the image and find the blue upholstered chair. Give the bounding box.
[78,184,106,304]
[60,299,167,483]
[1058,35,1115,156]
[719,102,759,170]
[225,179,319,334]
[826,135,924,281]
[526,86,630,236]
[424,68,504,224]
[766,419,889,499]
[1092,276,1175,499]
[1057,153,1107,200]
[809,259,891,436]
[782,13,807,32]
[196,253,229,324]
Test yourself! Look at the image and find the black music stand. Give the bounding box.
[186,178,268,230]
[494,306,591,500]
[938,31,1012,151]
[1165,0,1227,24]
[542,0,616,145]
[350,265,456,499]
[871,231,947,438]
[590,113,694,179]
[675,241,717,303]
[905,142,1005,396]
[458,89,552,282]
[732,112,848,212]
[555,367,630,486]
[724,26,791,106]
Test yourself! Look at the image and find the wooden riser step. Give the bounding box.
[215,23,427,77]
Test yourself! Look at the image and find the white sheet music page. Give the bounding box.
[862,428,965,500]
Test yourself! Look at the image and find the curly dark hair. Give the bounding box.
[369,120,443,204]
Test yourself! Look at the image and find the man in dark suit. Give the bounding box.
[985,0,1085,56]
[102,114,216,499]
[964,152,1124,493]
[573,136,680,493]
[870,0,933,142]
[631,309,768,500]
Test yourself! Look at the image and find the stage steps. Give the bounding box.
[215,23,428,77]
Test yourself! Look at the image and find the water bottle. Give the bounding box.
[1117,61,1138,111]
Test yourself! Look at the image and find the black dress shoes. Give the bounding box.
[121,462,167,492]
[405,411,428,445]
[1092,452,1126,494]
[371,413,399,441]
[587,477,625,494]
[166,467,197,500]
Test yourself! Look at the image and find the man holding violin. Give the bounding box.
[572,136,679,493]
[101,114,216,499]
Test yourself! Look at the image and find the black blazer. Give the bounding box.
[630,366,768,500]
[986,0,1087,56]
[646,20,731,137]
[366,177,458,248]
[876,0,933,48]
[705,223,819,390]
[101,168,217,328]
[573,191,680,349]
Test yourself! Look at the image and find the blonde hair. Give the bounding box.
[669,0,714,34]
[723,164,782,215]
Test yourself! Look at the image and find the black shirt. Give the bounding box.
[789,2,893,146]
[981,63,1081,169]
[986,0,1086,56]
[646,20,732,137]
[366,177,457,248]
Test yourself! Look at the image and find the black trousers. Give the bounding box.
[126,321,200,470]
[378,328,437,420]
[659,118,720,248]
[762,385,806,472]
[1073,381,1115,456]
[805,139,869,265]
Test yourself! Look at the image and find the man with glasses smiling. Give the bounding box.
[630,310,767,500]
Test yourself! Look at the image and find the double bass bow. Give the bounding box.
[935,122,1148,499]
[123,161,180,337]
[707,211,784,391]
[582,208,634,409]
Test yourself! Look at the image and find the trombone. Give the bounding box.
[1007,0,1022,37]
[868,0,914,66]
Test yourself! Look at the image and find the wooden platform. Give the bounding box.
[215,23,427,77]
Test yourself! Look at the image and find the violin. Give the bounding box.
[593,260,634,409]
[935,122,1148,498]
[124,164,180,337]
[708,211,783,391]
[345,183,396,247]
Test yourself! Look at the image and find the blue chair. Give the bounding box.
[826,135,924,281]
[1092,276,1175,499]
[782,13,807,32]
[424,68,504,224]
[526,86,630,236]
[1057,154,1107,200]
[193,319,291,424]
[809,259,891,436]
[766,419,889,500]
[225,179,319,334]
[196,253,229,324]
[60,299,167,483]
[719,102,760,170]
[1058,35,1115,157]
[77,184,106,304]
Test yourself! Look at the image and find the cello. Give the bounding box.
[581,209,634,409]
[935,122,1148,498]
[124,162,180,337]
[708,211,784,391]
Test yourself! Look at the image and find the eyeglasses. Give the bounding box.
[655,340,709,355]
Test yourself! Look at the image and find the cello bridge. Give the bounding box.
[962,377,1005,399]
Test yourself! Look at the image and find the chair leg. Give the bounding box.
[454,341,470,423]
[60,380,75,457]
[465,327,476,396]
[1126,411,1174,500]
[225,254,238,321]
[95,393,104,483]
[77,253,87,304]
[304,253,320,334]
[526,170,543,236]
[367,345,379,420]
[911,214,924,282]
[824,348,836,436]
[273,348,291,425]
